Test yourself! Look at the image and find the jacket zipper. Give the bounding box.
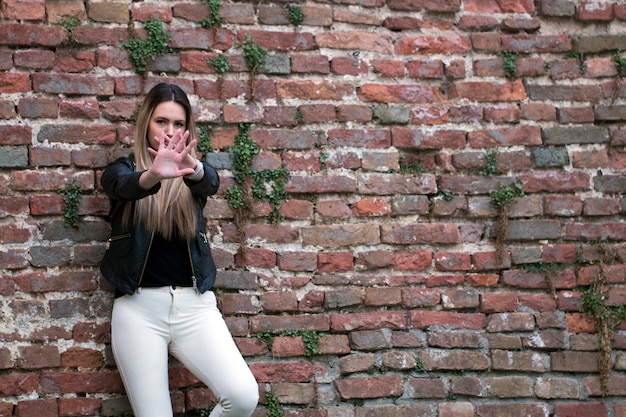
[106,233,131,249]
[187,240,198,293]
[137,231,154,290]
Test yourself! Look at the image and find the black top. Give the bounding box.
[142,232,194,288]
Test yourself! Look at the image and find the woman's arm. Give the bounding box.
[101,156,161,202]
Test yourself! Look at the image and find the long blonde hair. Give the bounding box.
[132,83,199,241]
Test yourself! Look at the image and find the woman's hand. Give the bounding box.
[140,130,197,189]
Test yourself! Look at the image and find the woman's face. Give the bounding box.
[147,100,187,150]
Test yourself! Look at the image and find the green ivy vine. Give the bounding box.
[241,35,267,100]
[490,182,524,261]
[201,0,222,28]
[59,182,83,228]
[123,18,172,74]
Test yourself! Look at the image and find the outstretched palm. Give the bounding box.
[148,130,197,179]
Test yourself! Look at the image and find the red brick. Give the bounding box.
[260,291,297,313]
[61,347,103,368]
[220,293,261,315]
[40,372,124,394]
[15,399,58,417]
[0,374,39,396]
[316,31,392,53]
[407,377,446,398]
[331,56,368,76]
[359,83,437,103]
[410,311,485,330]
[520,172,590,193]
[331,311,406,332]
[57,397,101,417]
[481,291,518,313]
[2,0,46,20]
[450,80,526,102]
[578,2,614,21]
[335,375,403,399]
[371,58,405,77]
[131,2,172,22]
[250,361,324,383]
[291,54,330,74]
[469,125,541,147]
[14,49,55,70]
[464,0,533,13]
[236,29,314,51]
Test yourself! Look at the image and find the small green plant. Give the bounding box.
[294,108,304,124]
[319,151,329,170]
[256,331,274,350]
[197,125,214,155]
[251,168,290,224]
[280,330,322,357]
[502,50,519,78]
[437,189,454,201]
[242,35,267,74]
[208,53,229,74]
[123,18,172,74]
[612,49,625,74]
[59,182,83,228]
[399,154,429,175]
[565,51,586,73]
[231,123,260,186]
[265,391,284,417]
[241,35,267,99]
[283,4,305,26]
[480,150,501,177]
[521,261,566,300]
[490,182,524,261]
[414,356,426,373]
[201,0,222,28]
[519,261,565,273]
[226,186,246,210]
[57,16,81,47]
[580,240,622,396]
[490,182,524,209]
[227,123,259,255]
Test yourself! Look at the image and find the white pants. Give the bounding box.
[111,287,259,417]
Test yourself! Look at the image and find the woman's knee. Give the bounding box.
[223,378,259,416]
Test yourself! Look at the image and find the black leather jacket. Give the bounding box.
[99,155,220,295]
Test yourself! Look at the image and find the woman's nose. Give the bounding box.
[164,123,174,136]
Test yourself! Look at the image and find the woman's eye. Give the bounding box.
[175,122,185,128]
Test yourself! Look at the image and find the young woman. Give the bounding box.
[100,83,259,417]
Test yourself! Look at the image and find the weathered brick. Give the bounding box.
[485,376,532,397]
[551,351,599,372]
[0,373,39,397]
[0,146,28,168]
[527,84,603,102]
[57,397,101,417]
[410,311,485,330]
[428,331,480,349]
[15,399,58,417]
[87,2,129,23]
[477,402,549,417]
[533,376,579,399]
[334,375,403,399]
[40,372,124,394]
[250,361,324,383]
[421,349,488,371]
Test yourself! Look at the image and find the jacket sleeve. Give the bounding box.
[101,156,161,202]
[183,160,220,199]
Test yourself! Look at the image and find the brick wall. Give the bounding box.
[1,0,626,416]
